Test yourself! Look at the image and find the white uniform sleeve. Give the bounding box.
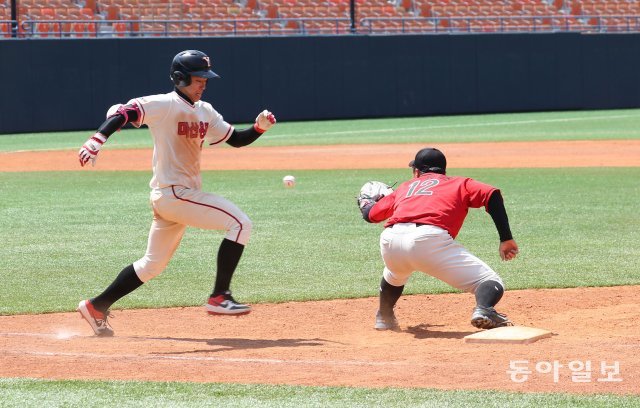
[203,104,234,147]
[127,94,170,128]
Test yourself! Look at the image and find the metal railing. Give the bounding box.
[2,15,640,39]
[13,18,351,38]
[360,15,640,34]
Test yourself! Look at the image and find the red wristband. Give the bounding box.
[253,123,265,134]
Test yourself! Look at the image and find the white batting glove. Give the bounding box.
[254,110,276,133]
[79,133,107,167]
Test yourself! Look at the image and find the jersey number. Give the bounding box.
[406,179,440,197]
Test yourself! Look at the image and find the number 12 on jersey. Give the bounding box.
[406,179,440,197]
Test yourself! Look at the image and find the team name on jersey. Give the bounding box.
[177,121,209,139]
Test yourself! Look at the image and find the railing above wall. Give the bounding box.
[2,15,640,38]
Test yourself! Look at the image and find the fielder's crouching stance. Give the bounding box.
[358,148,519,331]
[77,50,276,337]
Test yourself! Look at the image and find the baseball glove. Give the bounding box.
[356,181,394,210]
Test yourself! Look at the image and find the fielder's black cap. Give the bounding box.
[409,147,447,174]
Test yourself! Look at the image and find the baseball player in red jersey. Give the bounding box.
[76,50,276,337]
[360,147,519,331]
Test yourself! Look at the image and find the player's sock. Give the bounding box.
[91,264,143,313]
[379,278,404,315]
[475,280,504,308]
[211,239,245,296]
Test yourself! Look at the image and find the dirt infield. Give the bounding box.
[1,140,638,395]
[2,140,639,171]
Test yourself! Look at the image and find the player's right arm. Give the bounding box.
[78,103,141,167]
[362,193,395,223]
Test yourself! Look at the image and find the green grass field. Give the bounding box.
[1,108,640,152]
[1,167,639,315]
[1,378,638,408]
[1,109,639,406]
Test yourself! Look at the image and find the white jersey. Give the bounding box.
[129,91,233,190]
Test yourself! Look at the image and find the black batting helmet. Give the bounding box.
[409,147,447,174]
[170,50,219,87]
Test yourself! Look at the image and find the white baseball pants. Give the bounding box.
[380,223,503,293]
[133,185,252,282]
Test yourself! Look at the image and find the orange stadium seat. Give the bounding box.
[104,5,118,20]
[71,21,86,36]
[7,0,640,37]
[112,20,127,36]
[119,6,135,18]
[265,4,279,18]
[85,0,97,13]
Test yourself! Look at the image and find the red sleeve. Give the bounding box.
[463,178,498,210]
[368,192,396,223]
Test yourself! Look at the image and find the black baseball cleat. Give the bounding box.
[374,310,400,331]
[470,306,512,329]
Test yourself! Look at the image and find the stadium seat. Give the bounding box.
[71,21,86,37]
[1,21,10,38]
[41,8,55,18]
[85,0,97,13]
[104,5,118,20]
[265,4,279,18]
[6,0,640,38]
[112,20,127,36]
[36,21,50,37]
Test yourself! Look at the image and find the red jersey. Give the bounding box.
[368,173,498,238]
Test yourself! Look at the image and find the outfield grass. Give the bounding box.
[1,379,639,408]
[1,168,638,315]
[0,108,639,152]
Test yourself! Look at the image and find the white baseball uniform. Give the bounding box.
[128,91,252,282]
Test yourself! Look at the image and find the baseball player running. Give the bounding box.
[359,147,519,331]
[77,50,276,336]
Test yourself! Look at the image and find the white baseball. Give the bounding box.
[282,175,296,188]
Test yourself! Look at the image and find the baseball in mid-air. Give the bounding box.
[282,175,296,188]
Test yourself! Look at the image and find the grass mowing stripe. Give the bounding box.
[1,109,639,152]
[1,168,638,315]
[266,112,640,139]
[1,378,638,408]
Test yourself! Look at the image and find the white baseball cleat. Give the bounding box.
[77,299,114,337]
[206,291,251,315]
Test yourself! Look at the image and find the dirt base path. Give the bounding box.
[2,140,639,171]
[1,287,638,394]
[1,140,639,394]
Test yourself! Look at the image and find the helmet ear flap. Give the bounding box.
[171,71,190,87]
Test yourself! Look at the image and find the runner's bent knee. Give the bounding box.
[226,214,252,245]
[133,257,168,282]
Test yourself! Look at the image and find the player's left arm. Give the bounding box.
[226,110,276,148]
[78,103,141,167]
[486,190,519,261]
